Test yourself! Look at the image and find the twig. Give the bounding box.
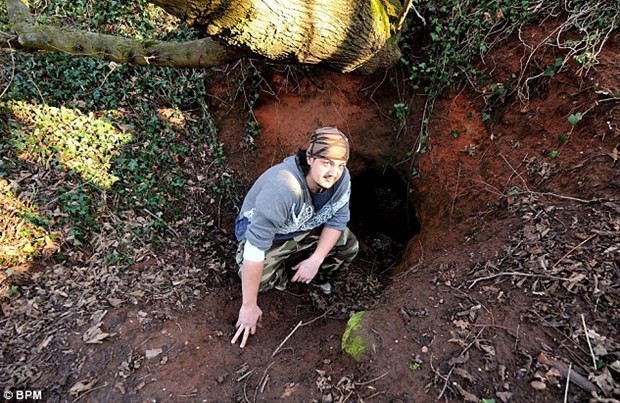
[471,323,518,338]
[243,373,252,403]
[411,4,426,26]
[563,362,571,403]
[355,371,389,386]
[500,153,530,192]
[514,324,520,350]
[237,369,254,382]
[72,382,107,402]
[438,328,485,399]
[396,0,414,32]
[364,391,386,400]
[520,191,597,204]
[0,39,16,100]
[271,310,331,357]
[532,311,591,366]
[468,272,568,289]
[537,352,596,393]
[551,234,597,270]
[138,335,153,347]
[581,314,597,369]
[143,208,180,237]
[253,361,275,401]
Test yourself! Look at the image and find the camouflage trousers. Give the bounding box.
[236,227,359,292]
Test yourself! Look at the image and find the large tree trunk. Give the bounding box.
[3,0,403,74]
[148,0,403,73]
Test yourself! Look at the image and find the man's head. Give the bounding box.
[304,127,349,192]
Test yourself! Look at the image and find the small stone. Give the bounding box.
[530,380,546,390]
[421,346,429,353]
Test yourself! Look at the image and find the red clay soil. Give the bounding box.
[17,31,619,402]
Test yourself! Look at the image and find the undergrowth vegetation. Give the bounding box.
[0,1,236,284]
[399,0,619,172]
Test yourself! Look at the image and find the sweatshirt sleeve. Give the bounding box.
[244,171,302,251]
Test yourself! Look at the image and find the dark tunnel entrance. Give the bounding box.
[348,164,420,270]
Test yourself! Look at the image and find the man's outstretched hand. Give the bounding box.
[291,256,321,284]
[231,304,263,348]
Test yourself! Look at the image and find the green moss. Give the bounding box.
[369,0,391,36]
[341,311,367,361]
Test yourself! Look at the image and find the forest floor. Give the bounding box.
[2,19,619,403]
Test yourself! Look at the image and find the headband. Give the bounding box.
[306,127,350,161]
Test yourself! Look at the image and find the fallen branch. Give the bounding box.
[468,272,568,289]
[537,352,597,394]
[4,0,239,68]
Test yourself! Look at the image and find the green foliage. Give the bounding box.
[0,1,236,265]
[408,361,421,372]
[544,59,565,77]
[402,0,618,97]
[398,0,618,164]
[568,112,583,127]
[392,102,408,121]
[402,0,533,95]
[7,285,20,298]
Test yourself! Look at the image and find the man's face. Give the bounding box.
[306,157,347,192]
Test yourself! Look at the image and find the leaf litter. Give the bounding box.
[433,194,620,400]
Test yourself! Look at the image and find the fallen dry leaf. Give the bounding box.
[69,378,98,396]
[453,319,470,330]
[82,323,114,344]
[145,348,163,359]
[608,147,618,162]
[454,382,479,402]
[281,382,298,398]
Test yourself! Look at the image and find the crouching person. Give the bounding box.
[231,127,359,348]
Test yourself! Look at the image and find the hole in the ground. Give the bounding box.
[349,164,420,268]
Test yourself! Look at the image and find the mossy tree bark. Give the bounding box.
[2,0,403,74]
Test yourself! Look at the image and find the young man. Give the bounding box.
[231,127,359,348]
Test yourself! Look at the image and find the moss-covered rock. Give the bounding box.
[341,311,380,362]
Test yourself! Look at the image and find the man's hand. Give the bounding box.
[291,256,322,284]
[231,304,263,348]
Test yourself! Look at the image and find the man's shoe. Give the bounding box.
[314,282,332,295]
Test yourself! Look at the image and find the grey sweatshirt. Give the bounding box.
[235,155,351,252]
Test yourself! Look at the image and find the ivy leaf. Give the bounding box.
[568,113,583,126]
